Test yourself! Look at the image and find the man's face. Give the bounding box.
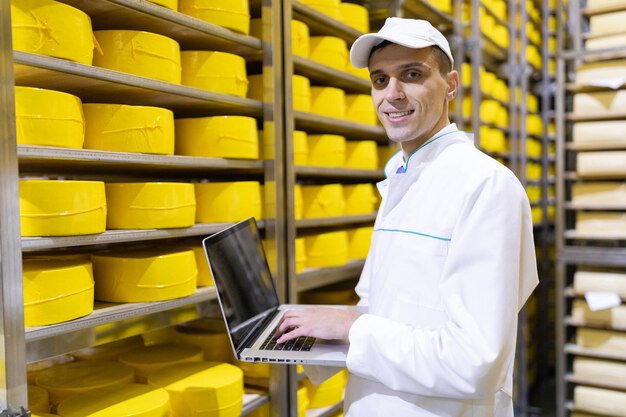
[369,44,454,152]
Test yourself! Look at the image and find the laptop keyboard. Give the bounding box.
[259,327,316,352]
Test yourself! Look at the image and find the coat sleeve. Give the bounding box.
[345,172,539,399]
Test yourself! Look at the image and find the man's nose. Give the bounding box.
[385,78,405,101]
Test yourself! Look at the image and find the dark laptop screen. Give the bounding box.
[202,218,280,350]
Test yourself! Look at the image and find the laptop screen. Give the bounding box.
[202,218,280,351]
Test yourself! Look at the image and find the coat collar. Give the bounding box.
[383,124,469,178]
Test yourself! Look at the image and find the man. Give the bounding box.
[276,17,538,416]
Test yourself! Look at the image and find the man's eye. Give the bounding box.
[405,71,420,80]
[372,76,387,85]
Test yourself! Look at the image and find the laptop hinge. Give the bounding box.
[236,308,280,356]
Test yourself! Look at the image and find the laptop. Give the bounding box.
[202,217,351,366]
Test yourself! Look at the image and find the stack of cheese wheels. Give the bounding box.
[92,248,197,302]
[304,369,347,408]
[23,258,94,326]
[119,344,204,383]
[35,361,134,410]
[194,181,262,223]
[14,87,84,148]
[179,0,250,35]
[175,319,233,362]
[181,51,247,97]
[83,104,175,155]
[304,230,348,268]
[93,30,181,84]
[343,184,377,215]
[71,336,144,362]
[56,384,170,417]
[175,116,258,159]
[105,182,196,229]
[11,0,94,64]
[28,385,50,413]
[577,328,626,354]
[148,362,244,417]
[19,180,106,237]
[307,134,346,167]
[301,184,345,218]
[573,357,626,386]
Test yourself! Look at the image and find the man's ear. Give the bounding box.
[446,70,460,100]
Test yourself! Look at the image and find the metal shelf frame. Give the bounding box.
[555,0,626,409]
[0,0,288,415]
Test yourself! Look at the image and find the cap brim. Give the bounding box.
[349,33,436,69]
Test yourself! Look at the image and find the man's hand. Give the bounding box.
[275,307,361,344]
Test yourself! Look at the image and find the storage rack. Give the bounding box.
[555,0,626,415]
[0,1,559,416]
[0,0,288,414]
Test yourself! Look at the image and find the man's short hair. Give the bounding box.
[368,40,452,77]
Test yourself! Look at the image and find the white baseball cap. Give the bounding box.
[350,17,454,69]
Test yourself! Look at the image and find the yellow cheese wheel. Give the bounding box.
[105,182,196,229]
[175,325,232,362]
[35,361,134,407]
[14,87,84,148]
[345,94,377,126]
[92,248,197,303]
[119,344,204,383]
[19,180,106,237]
[194,181,262,223]
[348,226,374,260]
[339,3,369,33]
[83,104,175,155]
[57,384,170,417]
[148,362,244,417]
[292,20,310,58]
[304,369,347,408]
[23,258,94,326]
[181,51,247,97]
[293,75,311,112]
[304,231,348,268]
[29,385,50,413]
[11,0,94,64]
[71,336,144,362]
[345,141,378,170]
[309,36,347,71]
[175,116,258,159]
[179,0,250,35]
[302,184,345,218]
[310,86,346,119]
[93,30,181,84]
[295,237,307,273]
[306,134,346,168]
[300,281,358,305]
[148,0,177,9]
[299,0,340,19]
[343,184,377,215]
[298,384,309,417]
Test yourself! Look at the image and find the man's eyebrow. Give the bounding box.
[369,62,431,77]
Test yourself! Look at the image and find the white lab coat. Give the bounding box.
[342,124,539,416]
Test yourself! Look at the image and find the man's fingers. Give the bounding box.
[276,326,304,344]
